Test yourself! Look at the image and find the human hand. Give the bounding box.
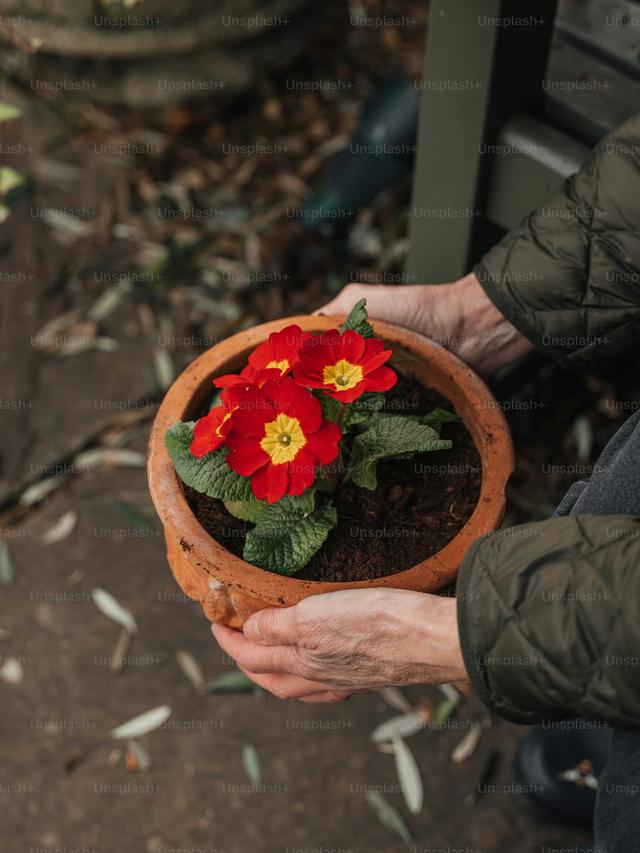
[211,588,467,703]
[317,273,533,376]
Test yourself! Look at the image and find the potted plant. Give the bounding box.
[148,301,513,628]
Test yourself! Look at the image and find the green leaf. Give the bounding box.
[226,491,315,524]
[0,103,22,123]
[243,497,336,575]
[345,392,385,429]
[223,499,264,523]
[165,422,253,501]
[348,415,452,490]
[433,696,460,729]
[418,407,457,434]
[339,298,374,338]
[200,670,255,694]
[318,392,342,423]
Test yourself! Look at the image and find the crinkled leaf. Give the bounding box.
[226,491,315,524]
[339,298,374,338]
[224,499,265,523]
[345,392,385,429]
[165,421,253,501]
[243,498,336,575]
[417,407,457,434]
[348,415,452,490]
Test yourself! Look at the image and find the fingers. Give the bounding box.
[297,691,351,704]
[211,623,298,674]
[314,283,379,317]
[243,605,298,646]
[315,282,430,332]
[238,667,351,703]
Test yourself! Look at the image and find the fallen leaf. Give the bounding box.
[126,739,152,771]
[74,448,145,470]
[242,743,261,785]
[365,790,414,848]
[370,710,429,743]
[433,697,459,729]
[200,670,255,694]
[452,725,482,764]
[111,705,171,740]
[41,510,78,545]
[0,541,16,588]
[392,736,423,815]
[0,102,22,122]
[19,477,64,507]
[379,686,412,713]
[110,626,133,674]
[0,657,23,684]
[176,650,205,692]
[92,587,138,635]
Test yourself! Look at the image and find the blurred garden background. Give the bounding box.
[1,0,639,851]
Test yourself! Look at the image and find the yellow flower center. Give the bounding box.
[266,358,290,374]
[322,358,363,391]
[260,413,307,464]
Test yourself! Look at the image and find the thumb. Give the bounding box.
[244,605,298,645]
[313,283,372,317]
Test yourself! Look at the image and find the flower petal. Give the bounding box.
[336,329,366,363]
[225,435,269,476]
[292,367,325,390]
[190,434,224,457]
[251,462,288,504]
[360,337,393,374]
[363,365,397,393]
[230,389,273,436]
[214,372,245,389]
[261,376,322,433]
[287,449,316,495]
[323,383,366,403]
[304,420,342,465]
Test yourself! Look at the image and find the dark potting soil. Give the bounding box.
[185,372,482,582]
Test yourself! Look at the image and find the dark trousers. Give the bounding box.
[553,410,640,852]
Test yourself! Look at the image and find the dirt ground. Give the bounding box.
[1,2,633,851]
[2,461,594,853]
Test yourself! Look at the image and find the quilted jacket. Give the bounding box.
[457,113,640,728]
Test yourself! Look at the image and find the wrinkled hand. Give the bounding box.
[317,273,532,376]
[211,589,467,703]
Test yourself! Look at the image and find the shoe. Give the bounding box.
[299,77,418,236]
[513,724,611,824]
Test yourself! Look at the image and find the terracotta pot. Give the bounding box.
[148,315,514,628]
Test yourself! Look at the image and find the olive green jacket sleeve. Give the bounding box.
[457,515,640,728]
[474,113,640,371]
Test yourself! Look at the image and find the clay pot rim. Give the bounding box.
[148,315,514,604]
